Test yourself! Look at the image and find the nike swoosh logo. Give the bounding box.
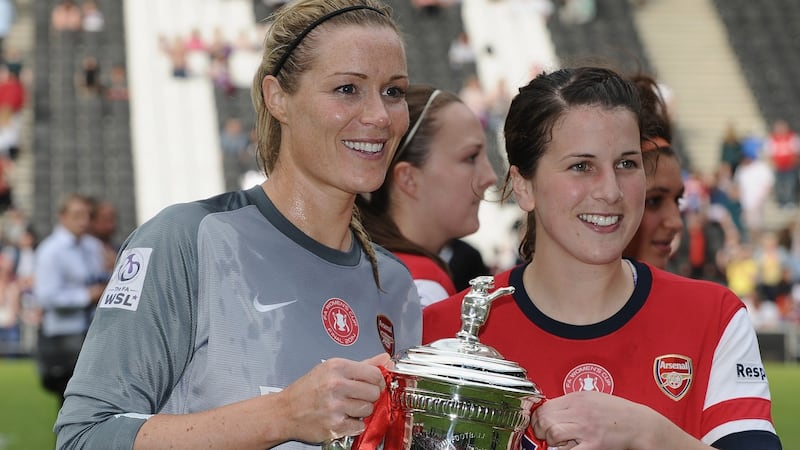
[253,298,298,313]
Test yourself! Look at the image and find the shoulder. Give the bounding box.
[396,253,453,285]
[648,264,744,314]
[119,190,255,252]
[140,190,253,231]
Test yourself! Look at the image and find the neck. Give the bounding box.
[261,178,354,251]
[391,207,447,255]
[522,258,634,325]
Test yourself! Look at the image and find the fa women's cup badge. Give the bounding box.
[653,354,693,401]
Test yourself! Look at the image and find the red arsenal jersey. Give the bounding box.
[423,260,777,447]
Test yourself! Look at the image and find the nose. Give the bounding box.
[664,201,684,232]
[592,169,624,203]
[474,153,499,194]
[361,92,390,128]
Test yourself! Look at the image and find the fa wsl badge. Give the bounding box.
[654,354,693,401]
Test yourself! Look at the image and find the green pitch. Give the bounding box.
[0,359,797,450]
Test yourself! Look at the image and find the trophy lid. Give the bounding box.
[393,276,542,395]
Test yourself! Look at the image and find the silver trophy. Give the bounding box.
[326,275,544,450]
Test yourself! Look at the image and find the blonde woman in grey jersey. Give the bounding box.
[55,1,421,449]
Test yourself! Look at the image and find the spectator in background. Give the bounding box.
[558,0,595,25]
[358,85,497,306]
[3,47,22,78]
[88,199,119,277]
[0,0,14,62]
[0,248,19,352]
[75,55,102,96]
[763,118,800,208]
[104,63,129,101]
[33,193,108,405]
[719,121,743,175]
[459,74,490,129]
[0,63,25,160]
[51,0,82,32]
[80,0,104,33]
[0,63,24,114]
[448,31,476,74]
[754,231,792,305]
[734,147,774,243]
[219,116,251,173]
[6,224,38,355]
[159,34,189,78]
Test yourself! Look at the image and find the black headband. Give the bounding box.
[271,5,385,77]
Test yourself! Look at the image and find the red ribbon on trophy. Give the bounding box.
[351,366,404,450]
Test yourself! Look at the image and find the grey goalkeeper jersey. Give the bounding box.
[55,186,422,450]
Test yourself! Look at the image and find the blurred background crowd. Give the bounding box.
[0,0,799,363]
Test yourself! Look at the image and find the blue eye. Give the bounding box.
[570,162,589,172]
[617,159,638,169]
[336,84,356,95]
[384,86,406,98]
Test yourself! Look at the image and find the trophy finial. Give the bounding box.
[456,276,515,346]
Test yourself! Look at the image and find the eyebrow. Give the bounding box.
[329,72,408,82]
[564,149,642,159]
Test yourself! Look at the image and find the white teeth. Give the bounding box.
[579,214,620,226]
[343,140,383,153]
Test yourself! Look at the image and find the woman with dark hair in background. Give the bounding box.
[358,84,496,306]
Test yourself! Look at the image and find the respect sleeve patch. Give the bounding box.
[98,248,153,311]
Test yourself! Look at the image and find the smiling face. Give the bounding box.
[272,25,409,195]
[513,106,645,265]
[624,153,684,267]
[412,101,497,246]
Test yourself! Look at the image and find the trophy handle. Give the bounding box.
[322,436,354,450]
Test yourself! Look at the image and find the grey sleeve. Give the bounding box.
[55,204,204,450]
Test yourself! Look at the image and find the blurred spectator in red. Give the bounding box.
[763,118,800,208]
[51,0,82,32]
[0,63,24,114]
[81,0,104,33]
[185,28,207,52]
[0,62,24,160]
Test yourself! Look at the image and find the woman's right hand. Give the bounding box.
[277,353,391,444]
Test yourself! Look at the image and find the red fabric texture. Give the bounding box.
[352,367,405,450]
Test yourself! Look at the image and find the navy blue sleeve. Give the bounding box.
[711,430,782,450]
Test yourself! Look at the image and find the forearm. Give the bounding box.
[633,404,713,450]
[134,392,296,450]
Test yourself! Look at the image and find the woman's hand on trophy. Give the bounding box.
[277,353,391,444]
[530,390,653,449]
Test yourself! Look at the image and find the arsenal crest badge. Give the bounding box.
[653,354,693,401]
